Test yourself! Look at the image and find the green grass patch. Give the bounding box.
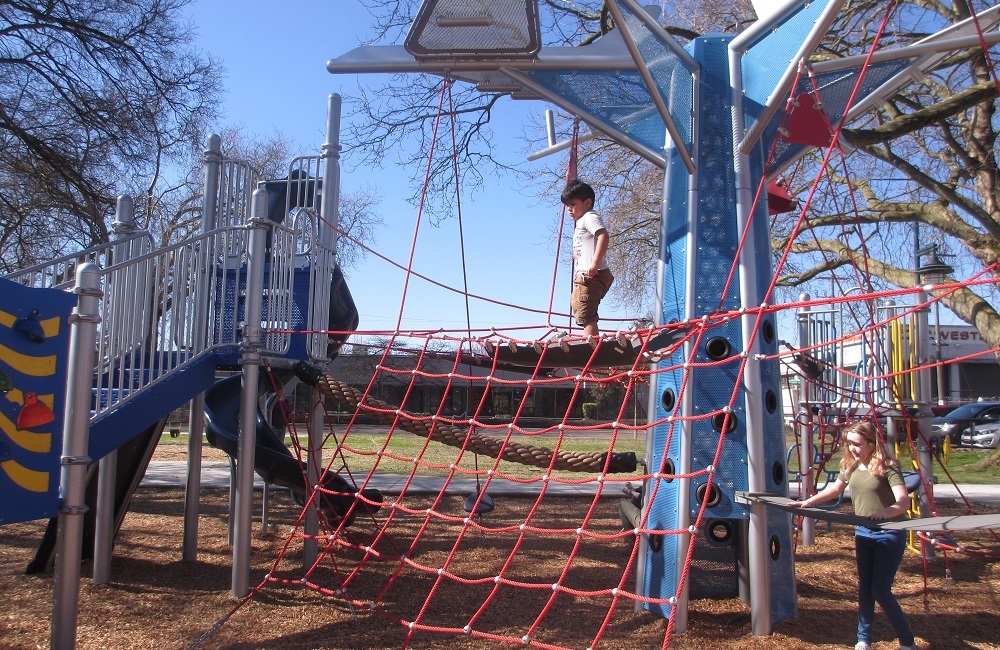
[160,431,647,480]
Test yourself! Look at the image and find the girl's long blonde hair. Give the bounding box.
[839,420,896,478]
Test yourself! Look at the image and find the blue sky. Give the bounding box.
[185,0,638,340]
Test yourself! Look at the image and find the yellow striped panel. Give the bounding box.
[0,343,56,377]
[0,309,61,337]
[1,459,50,492]
[0,409,52,453]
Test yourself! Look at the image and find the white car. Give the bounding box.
[961,421,1000,449]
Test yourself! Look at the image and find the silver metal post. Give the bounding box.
[729,108,773,637]
[797,294,815,546]
[92,450,116,585]
[304,394,323,569]
[232,187,269,598]
[913,289,935,556]
[934,300,946,404]
[93,195,137,584]
[183,393,205,561]
[51,263,103,650]
[882,300,898,454]
[182,134,223,560]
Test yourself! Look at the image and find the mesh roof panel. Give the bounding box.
[755,59,913,172]
[404,0,540,58]
[614,0,694,149]
[523,69,667,159]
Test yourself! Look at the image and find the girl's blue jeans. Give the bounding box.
[854,527,914,646]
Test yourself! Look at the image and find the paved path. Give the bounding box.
[142,461,1000,504]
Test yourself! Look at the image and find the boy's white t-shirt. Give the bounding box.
[573,211,609,272]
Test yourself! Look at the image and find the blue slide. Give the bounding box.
[204,372,382,526]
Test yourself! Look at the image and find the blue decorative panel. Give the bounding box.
[0,278,76,524]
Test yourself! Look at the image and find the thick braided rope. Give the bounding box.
[311,371,636,474]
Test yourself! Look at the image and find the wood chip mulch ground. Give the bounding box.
[1,482,998,650]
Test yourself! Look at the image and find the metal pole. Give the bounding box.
[232,187,269,598]
[730,102,772,639]
[183,394,205,561]
[913,290,935,531]
[51,263,103,650]
[882,300,898,454]
[183,134,223,560]
[93,196,137,584]
[797,294,815,546]
[304,394,323,569]
[91,450,116,586]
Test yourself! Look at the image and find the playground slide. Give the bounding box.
[203,373,381,526]
[26,417,165,574]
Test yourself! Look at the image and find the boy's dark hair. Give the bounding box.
[561,178,595,205]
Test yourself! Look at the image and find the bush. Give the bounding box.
[582,402,597,420]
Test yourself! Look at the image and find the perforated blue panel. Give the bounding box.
[523,69,667,156]
[212,266,312,365]
[659,152,689,323]
[690,321,748,520]
[740,0,838,133]
[643,33,796,625]
[767,507,798,623]
[692,36,740,313]
[754,59,914,173]
[614,0,695,149]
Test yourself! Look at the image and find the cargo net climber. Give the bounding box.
[188,70,1000,650]
[189,292,1000,650]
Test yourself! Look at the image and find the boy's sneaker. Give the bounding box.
[854,643,872,650]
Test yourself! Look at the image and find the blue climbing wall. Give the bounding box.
[645,34,795,623]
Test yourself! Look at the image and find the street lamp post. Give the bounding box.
[917,246,955,405]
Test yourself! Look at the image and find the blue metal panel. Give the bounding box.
[767,507,798,623]
[213,266,313,366]
[689,322,748,520]
[88,354,217,461]
[740,0,838,133]
[0,278,76,524]
[659,149,690,323]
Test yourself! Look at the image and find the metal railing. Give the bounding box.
[4,231,153,290]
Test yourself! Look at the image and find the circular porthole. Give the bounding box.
[769,535,781,560]
[706,519,734,546]
[765,389,778,414]
[705,337,732,360]
[695,483,722,508]
[661,387,676,412]
[661,457,676,482]
[712,411,738,434]
[762,320,775,344]
[772,461,785,486]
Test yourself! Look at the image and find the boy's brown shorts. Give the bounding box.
[571,268,614,327]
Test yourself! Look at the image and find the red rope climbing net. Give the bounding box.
[188,5,1000,647]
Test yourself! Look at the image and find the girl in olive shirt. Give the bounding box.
[789,420,917,650]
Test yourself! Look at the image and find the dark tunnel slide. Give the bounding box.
[203,373,381,526]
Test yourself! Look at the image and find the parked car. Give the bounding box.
[931,401,1000,446]
[961,421,1000,449]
